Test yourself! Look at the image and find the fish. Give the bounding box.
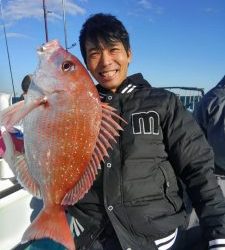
[0,40,125,250]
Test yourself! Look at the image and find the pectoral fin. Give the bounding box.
[0,97,48,130]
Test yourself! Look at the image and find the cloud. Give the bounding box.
[1,32,32,39]
[1,0,86,23]
[203,7,218,14]
[128,0,163,22]
[137,0,152,10]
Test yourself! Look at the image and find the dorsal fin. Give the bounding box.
[61,103,126,205]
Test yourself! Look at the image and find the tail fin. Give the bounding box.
[22,205,75,250]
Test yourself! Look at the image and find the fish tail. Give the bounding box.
[21,205,75,250]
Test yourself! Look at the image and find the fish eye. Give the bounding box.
[62,61,75,72]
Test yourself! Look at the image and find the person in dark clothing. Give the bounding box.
[19,74,32,100]
[67,13,225,250]
[193,75,225,196]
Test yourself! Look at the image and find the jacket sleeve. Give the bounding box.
[162,92,225,246]
[193,93,225,172]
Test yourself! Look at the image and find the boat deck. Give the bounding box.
[0,159,33,250]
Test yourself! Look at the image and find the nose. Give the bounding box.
[100,50,112,66]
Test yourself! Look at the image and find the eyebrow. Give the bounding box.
[88,46,99,51]
[87,41,120,52]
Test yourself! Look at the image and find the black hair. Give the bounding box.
[79,13,130,65]
[21,74,32,93]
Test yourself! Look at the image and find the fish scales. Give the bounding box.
[0,40,125,250]
[24,84,101,203]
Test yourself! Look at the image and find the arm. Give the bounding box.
[163,93,225,247]
[194,91,225,172]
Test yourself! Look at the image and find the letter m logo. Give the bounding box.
[132,111,160,135]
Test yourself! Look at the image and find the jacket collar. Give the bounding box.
[96,73,151,95]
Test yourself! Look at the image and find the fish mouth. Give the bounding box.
[37,40,60,55]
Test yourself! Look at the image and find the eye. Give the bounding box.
[111,47,119,52]
[62,61,75,72]
[88,50,100,59]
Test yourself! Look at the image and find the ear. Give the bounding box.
[127,49,132,63]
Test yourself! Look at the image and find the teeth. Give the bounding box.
[101,70,117,77]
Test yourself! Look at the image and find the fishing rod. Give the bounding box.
[42,0,49,42]
[0,0,16,97]
[43,0,75,49]
[61,0,76,50]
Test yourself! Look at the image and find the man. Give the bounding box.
[193,75,225,196]
[68,13,225,250]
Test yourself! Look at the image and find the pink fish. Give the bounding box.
[0,40,125,250]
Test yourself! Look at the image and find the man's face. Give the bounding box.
[85,40,132,92]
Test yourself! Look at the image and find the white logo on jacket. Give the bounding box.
[132,111,160,135]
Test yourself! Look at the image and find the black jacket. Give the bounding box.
[69,73,225,250]
[193,75,225,175]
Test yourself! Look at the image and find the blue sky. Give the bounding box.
[1,0,225,96]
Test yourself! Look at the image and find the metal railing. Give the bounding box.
[160,86,204,112]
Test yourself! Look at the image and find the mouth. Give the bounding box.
[37,40,60,55]
[99,69,118,79]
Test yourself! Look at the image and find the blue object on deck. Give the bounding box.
[11,128,24,140]
[13,238,66,250]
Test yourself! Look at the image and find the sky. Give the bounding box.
[0,0,225,96]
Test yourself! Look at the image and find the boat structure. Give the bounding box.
[160,86,204,112]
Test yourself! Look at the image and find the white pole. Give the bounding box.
[62,0,68,50]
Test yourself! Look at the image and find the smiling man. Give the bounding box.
[68,13,225,250]
[85,39,131,92]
